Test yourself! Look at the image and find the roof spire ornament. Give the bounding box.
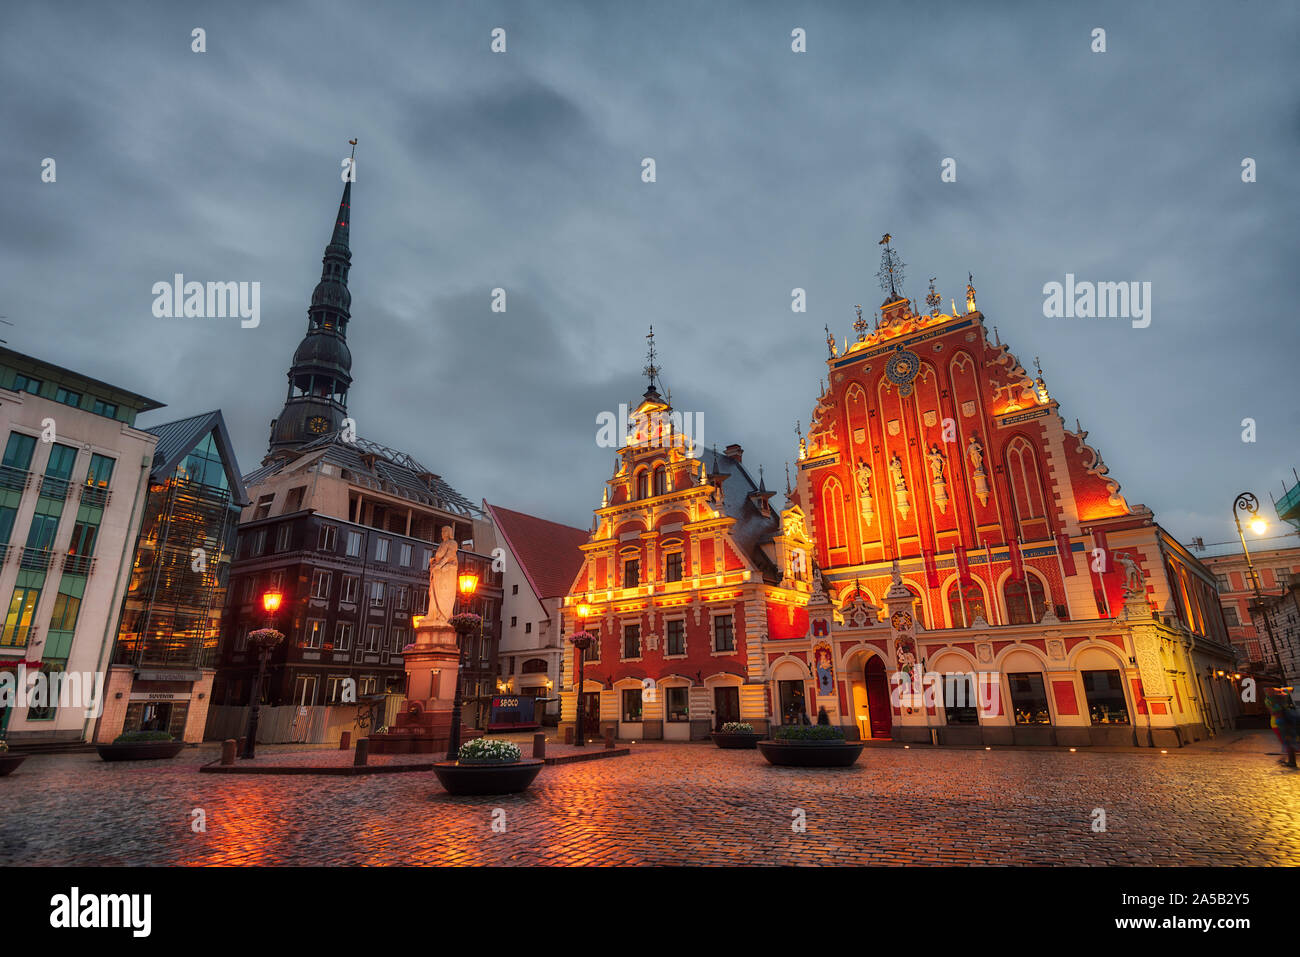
[1034,356,1050,405]
[926,277,941,317]
[824,324,837,358]
[642,325,661,396]
[877,233,906,304]
[966,273,977,313]
[785,461,792,496]
[853,304,868,341]
[795,420,806,461]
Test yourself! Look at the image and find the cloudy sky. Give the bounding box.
[3,1,1297,551]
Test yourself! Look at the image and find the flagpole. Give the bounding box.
[984,539,994,625]
[954,545,967,628]
[1022,537,1038,622]
[1093,528,1112,619]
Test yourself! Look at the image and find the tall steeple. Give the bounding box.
[266,152,356,460]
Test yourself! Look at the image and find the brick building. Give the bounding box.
[559,343,813,741]
[1199,542,1300,674]
[214,170,498,720]
[782,243,1239,747]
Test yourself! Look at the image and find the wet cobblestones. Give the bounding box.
[2,739,1296,866]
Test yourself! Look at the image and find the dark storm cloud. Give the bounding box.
[1,0,1297,549]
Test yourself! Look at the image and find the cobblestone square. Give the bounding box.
[3,733,1297,866]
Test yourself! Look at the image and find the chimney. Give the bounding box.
[724,443,743,463]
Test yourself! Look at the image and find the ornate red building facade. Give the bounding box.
[780,241,1239,747]
[558,357,811,741]
[562,243,1241,747]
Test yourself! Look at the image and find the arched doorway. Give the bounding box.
[864,657,892,739]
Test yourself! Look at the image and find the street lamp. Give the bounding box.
[570,602,594,747]
[1232,492,1283,680]
[241,589,285,760]
[445,572,479,761]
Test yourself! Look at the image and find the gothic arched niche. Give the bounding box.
[820,475,849,567]
[1004,434,1049,541]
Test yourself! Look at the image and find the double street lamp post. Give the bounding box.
[1232,491,1284,682]
[241,590,284,760]
[570,603,593,748]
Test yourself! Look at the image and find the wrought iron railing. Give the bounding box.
[0,465,30,493]
[81,484,111,508]
[38,475,71,500]
[19,547,54,571]
[63,552,95,575]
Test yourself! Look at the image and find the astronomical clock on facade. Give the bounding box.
[564,241,1241,748]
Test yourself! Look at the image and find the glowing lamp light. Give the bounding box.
[458,573,479,596]
[261,591,283,614]
[1250,518,1268,535]
[577,603,591,620]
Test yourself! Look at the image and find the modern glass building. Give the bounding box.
[97,411,247,743]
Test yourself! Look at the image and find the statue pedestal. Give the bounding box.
[404,618,461,711]
[372,618,466,755]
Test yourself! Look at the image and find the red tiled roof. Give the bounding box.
[485,503,590,600]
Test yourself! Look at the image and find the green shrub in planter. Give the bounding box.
[456,738,522,763]
[771,724,845,741]
[113,731,176,744]
[720,722,753,734]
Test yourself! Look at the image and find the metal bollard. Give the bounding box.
[354,737,369,766]
[220,739,236,765]
[604,726,615,750]
[532,733,546,759]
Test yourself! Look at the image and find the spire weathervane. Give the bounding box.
[643,325,660,394]
[877,233,905,302]
[926,277,941,316]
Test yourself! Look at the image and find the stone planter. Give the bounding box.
[710,731,763,750]
[757,739,864,768]
[96,741,186,762]
[0,754,27,777]
[432,759,543,795]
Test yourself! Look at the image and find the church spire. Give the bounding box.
[266,147,358,461]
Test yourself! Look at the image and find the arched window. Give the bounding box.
[820,477,847,556]
[947,580,988,628]
[652,465,667,497]
[904,584,926,629]
[521,658,548,674]
[635,470,649,500]
[1003,575,1047,625]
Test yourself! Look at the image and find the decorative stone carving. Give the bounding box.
[976,643,993,663]
[967,433,990,506]
[1047,639,1066,660]
[425,525,458,627]
[889,452,911,521]
[855,457,875,527]
[1116,551,1144,596]
[927,444,948,514]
